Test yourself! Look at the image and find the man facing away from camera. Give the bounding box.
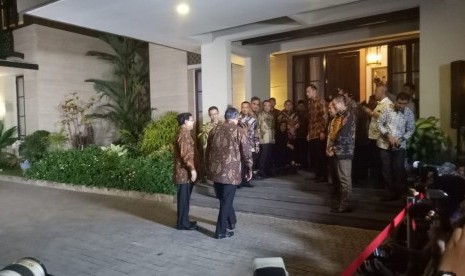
[206,107,253,239]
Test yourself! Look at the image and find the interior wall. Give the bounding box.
[365,45,388,100]
[231,64,245,110]
[270,53,289,110]
[420,0,465,145]
[359,49,366,102]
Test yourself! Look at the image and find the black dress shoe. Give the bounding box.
[177,223,198,230]
[253,174,264,180]
[215,231,234,239]
[227,224,236,231]
[190,221,197,225]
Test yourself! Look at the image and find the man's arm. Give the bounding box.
[403,110,416,141]
[179,134,196,181]
[376,109,389,137]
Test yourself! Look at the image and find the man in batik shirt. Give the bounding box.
[258,100,275,178]
[307,84,328,182]
[173,113,199,230]
[377,92,415,201]
[238,101,259,187]
[206,107,253,239]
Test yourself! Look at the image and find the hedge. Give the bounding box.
[25,146,175,195]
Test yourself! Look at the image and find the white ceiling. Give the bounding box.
[25,0,362,51]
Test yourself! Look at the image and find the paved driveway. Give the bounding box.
[0,181,376,275]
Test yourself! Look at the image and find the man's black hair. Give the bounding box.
[396,92,411,101]
[208,106,218,113]
[177,113,192,126]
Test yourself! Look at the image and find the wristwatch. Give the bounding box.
[435,271,457,276]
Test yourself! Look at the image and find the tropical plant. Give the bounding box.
[59,92,96,148]
[0,120,17,150]
[85,35,151,150]
[407,116,448,164]
[47,131,68,151]
[101,144,128,157]
[19,130,50,162]
[0,121,19,168]
[140,111,178,155]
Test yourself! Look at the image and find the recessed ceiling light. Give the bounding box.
[176,3,190,15]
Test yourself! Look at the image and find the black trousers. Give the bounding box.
[214,182,237,236]
[176,183,194,228]
[380,148,407,198]
[259,144,273,175]
[368,139,383,187]
[294,137,308,168]
[309,138,327,179]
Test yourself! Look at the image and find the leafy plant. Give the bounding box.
[0,120,17,150]
[25,146,175,195]
[101,144,128,157]
[407,117,448,164]
[85,35,151,150]
[140,111,178,155]
[48,131,68,151]
[59,92,96,148]
[19,130,50,162]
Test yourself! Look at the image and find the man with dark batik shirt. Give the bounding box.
[326,96,356,213]
[173,113,199,230]
[206,107,253,239]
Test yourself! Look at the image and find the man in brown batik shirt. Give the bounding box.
[206,107,253,239]
[173,112,199,230]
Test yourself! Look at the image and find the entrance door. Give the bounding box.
[325,51,360,100]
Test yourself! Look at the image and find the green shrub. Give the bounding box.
[25,146,175,195]
[140,111,178,155]
[407,117,448,164]
[19,130,50,162]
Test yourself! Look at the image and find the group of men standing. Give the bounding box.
[173,82,416,239]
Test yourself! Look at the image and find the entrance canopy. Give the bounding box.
[22,0,420,52]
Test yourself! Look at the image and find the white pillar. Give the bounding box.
[201,39,232,122]
[245,51,270,102]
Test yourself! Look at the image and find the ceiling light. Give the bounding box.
[176,3,190,15]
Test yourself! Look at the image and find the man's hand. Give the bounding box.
[246,171,253,182]
[387,135,399,147]
[438,225,465,275]
[319,132,326,140]
[306,134,310,141]
[190,170,197,182]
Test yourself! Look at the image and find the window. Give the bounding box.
[16,76,25,138]
[292,54,324,103]
[388,40,420,96]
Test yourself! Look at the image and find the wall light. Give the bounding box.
[366,46,382,66]
[176,3,190,15]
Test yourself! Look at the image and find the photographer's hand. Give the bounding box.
[438,225,465,276]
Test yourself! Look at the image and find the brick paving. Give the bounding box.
[0,181,377,275]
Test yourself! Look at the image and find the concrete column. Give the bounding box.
[201,39,232,122]
[245,51,270,102]
[419,0,465,144]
